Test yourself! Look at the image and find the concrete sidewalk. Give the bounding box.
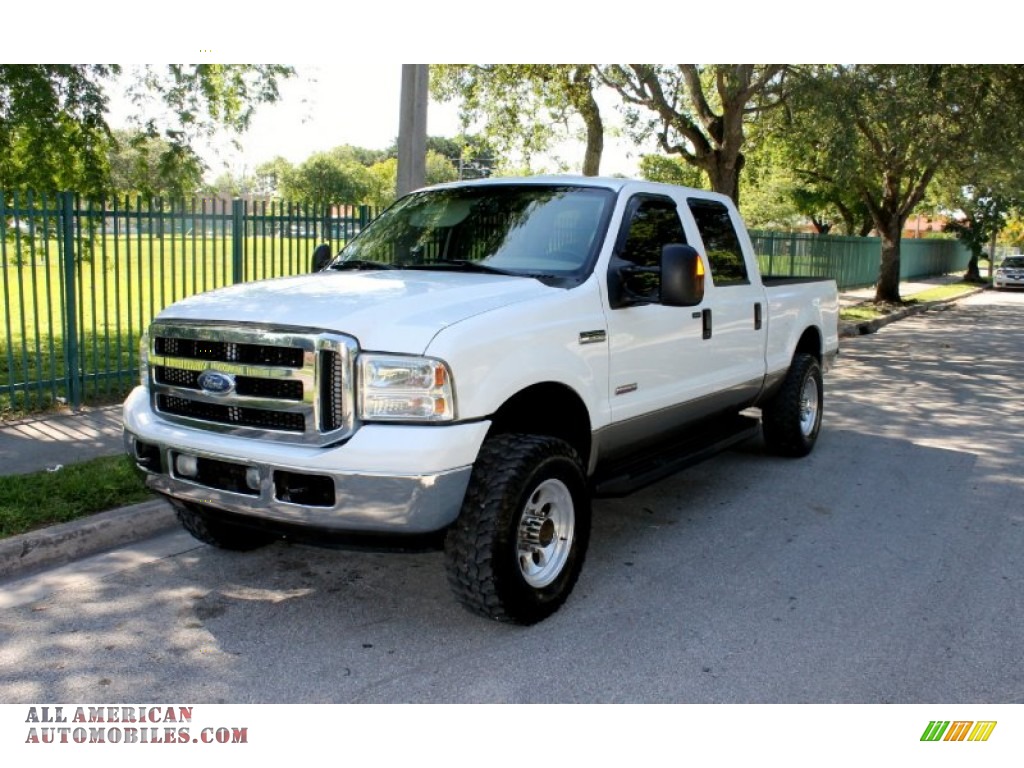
[0,404,124,476]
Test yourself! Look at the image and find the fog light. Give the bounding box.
[245,467,261,491]
[175,453,198,478]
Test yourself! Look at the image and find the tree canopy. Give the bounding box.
[431,65,604,175]
[9,62,1024,298]
[779,64,1024,301]
[237,143,460,208]
[600,65,787,203]
[0,64,293,197]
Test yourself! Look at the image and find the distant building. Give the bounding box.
[902,214,948,239]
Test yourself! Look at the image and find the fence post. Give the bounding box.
[60,191,82,409]
[322,205,332,249]
[232,198,245,283]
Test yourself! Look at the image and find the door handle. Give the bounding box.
[754,302,762,330]
[702,308,712,340]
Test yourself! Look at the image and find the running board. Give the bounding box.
[592,414,760,497]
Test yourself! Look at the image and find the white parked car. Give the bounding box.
[994,255,1024,289]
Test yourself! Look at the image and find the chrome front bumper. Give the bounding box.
[125,430,472,534]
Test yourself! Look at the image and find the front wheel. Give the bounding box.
[761,353,823,458]
[444,434,591,625]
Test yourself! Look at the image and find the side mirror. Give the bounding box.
[660,244,704,306]
[311,243,333,272]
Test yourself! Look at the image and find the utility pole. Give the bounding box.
[396,64,428,197]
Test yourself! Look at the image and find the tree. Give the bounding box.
[1000,213,1024,249]
[363,150,458,208]
[0,64,293,197]
[638,154,707,188]
[281,148,371,206]
[943,189,1016,281]
[108,130,204,198]
[781,65,1024,302]
[365,158,398,208]
[425,149,458,185]
[385,134,495,180]
[252,156,294,199]
[0,65,115,195]
[600,65,787,204]
[431,65,604,175]
[385,134,496,179]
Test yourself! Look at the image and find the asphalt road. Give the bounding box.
[2,290,1022,704]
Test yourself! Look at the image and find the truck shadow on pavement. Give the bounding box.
[5,422,1021,704]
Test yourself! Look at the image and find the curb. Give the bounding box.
[839,286,986,338]
[0,498,176,580]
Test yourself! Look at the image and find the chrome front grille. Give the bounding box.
[148,322,357,445]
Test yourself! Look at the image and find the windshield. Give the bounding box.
[1001,256,1024,269]
[331,184,615,280]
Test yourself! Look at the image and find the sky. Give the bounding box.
[102,64,652,180]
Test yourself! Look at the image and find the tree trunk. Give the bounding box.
[579,95,603,177]
[964,247,982,281]
[571,66,603,177]
[875,220,902,303]
[705,151,743,205]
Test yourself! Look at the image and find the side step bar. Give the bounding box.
[592,414,761,497]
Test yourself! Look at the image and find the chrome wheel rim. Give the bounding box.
[800,376,820,437]
[517,478,574,588]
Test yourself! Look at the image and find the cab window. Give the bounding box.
[617,197,688,300]
[687,199,749,286]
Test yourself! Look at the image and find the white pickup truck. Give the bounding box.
[123,176,839,624]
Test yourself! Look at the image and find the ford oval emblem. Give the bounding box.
[197,370,236,396]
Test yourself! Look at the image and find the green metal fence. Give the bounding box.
[2,194,971,416]
[1,192,377,415]
[751,230,971,289]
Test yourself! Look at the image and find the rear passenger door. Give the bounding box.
[685,197,766,405]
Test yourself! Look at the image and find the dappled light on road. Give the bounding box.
[1,291,1021,703]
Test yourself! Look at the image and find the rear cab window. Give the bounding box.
[687,198,749,287]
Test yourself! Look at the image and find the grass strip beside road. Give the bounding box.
[840,281,979,322]
[0,455,152,538]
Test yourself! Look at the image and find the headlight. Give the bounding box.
[358,354,455,422]
[139,330,150,387]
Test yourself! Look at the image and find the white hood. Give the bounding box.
[156,270,556,353]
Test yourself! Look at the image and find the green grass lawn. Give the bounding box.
[2,235,325,416]
[0,454,152,538]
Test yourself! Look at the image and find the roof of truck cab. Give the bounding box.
[425,174,627,191]
[421,174,726,201]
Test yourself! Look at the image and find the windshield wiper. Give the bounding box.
[329,259,397,271]
[406,259,519,276]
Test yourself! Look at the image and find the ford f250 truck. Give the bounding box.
[123,176,839,624]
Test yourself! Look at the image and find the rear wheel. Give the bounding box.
[170,499,275,551]
[444,434,591,624]
[762,353,823,458]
